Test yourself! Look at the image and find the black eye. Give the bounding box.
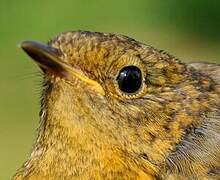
[116,66,142,94]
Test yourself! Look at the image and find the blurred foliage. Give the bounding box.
[147,0,220,40]
[0,0,220,179]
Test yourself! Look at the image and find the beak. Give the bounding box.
[21,41,69,77]
[20,41,105,95]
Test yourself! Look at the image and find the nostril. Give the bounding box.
[139,153,149,160]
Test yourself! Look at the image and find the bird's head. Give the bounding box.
[21,31,208,172]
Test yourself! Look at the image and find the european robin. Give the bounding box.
[13,31,220,179]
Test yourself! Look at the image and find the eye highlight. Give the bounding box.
[116,66,142,94]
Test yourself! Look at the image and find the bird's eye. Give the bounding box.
[116,66,142,94]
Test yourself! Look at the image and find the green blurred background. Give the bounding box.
[1,0,220,179]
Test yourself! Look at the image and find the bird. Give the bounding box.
[13,31,220,179]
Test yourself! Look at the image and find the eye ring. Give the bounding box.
[116,65,144,96]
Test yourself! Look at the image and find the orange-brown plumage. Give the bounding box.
[14,31,220,179]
